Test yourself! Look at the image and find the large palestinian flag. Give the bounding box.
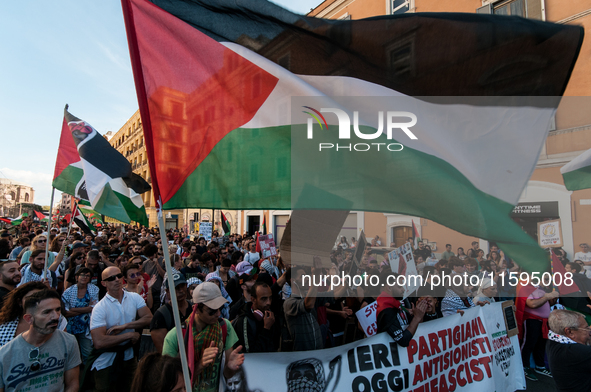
[121,0,582,272]
[52,106,151,227]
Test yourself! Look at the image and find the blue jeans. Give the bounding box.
[75,333,93,364]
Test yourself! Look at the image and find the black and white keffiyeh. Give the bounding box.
[0,319,19,347]
[548,330,577,344]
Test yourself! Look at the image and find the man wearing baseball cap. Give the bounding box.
[162,282,244,392]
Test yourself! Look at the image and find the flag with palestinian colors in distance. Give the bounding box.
[73,204,96,235]
[52,106,151,226]
[561,148,591,191]
[412,220,421,250]
[33,211,49,222]
[221,211,231,235]
[10,213,28,226]
[121,0,583,273]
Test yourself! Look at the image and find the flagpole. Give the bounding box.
[157,200,192,392]
[43,187,55,280]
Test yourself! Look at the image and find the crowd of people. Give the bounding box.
[0,216,590,392]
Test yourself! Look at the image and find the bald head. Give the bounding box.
[102,266,121,280]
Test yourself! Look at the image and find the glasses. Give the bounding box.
[103,273,123,282]
[205,306,221,316]
[29,347,41,371]
[37,239,47,243]
[128,273,140,279]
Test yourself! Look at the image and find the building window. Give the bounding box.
[493,0,525,16]
[24,193,29,202]
[392,0,410,14]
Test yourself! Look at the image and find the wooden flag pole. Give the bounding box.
[43,187,55,280]
[157,200,192,392]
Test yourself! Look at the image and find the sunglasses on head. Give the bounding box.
[103,273,123,282]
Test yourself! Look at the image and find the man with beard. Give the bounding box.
[0,289,81,391]
[232,281,277,352]
[18,250,58,289]
[84,267,152,392]
[0,261,21,307]
[376,271,427,347]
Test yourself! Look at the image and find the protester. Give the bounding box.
[377,271,428,346]
[63,250,87,289]
[84,266,153,392]
[130,352,185,392]
[0,282,48,347]
[0,289,81,392]
[0,260,21,307]
[472,277,498,305]
[18,249,58,289]
[205,274,232,319]
[20,234,56,266]
[162,282,244,392]
[546,309,591,392]
[515,274,559,381]
[61,266,99,363]
[150,273,192,352]
[232,281,278,353]
[441,282,477,317]
[123,263,154,309]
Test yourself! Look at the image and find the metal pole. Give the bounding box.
[157,200,192,392]
[43,187,55,280]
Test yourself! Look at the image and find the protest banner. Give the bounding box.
[199,222,213,241]
[258,234,277,258]
[356,301,378,337]
[388,242,420,298]
[537,219,563,248]
[240,303,525,392]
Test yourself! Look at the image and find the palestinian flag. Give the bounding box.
[10,213,28,226]
[561,148,591,191]
[0,218,11,224]
[52,106,151,226]
[411,220,421,250]
[260,216,267,235]
[33,211,49,222]
[73,205,96,235]
[121,0,582,272]
[221,211,231,235]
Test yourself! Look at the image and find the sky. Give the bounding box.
[0,0,322,208]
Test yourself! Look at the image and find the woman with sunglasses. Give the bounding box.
[19,235,56,267]
[0,281,47,347]
[123,264,154,309]
[61,267,99,363]
[63,251,87,290]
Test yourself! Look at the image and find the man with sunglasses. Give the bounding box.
[84,267,153,392]
[243,242,260,265]
[162,282,244,392]
[0,289,81,392]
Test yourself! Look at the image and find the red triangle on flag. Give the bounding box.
[53,117,81,181]
[551,250,580,295]
[123,0,278,204]
[34,211,46,220]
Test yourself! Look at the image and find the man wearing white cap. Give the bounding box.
[163,281,244,392]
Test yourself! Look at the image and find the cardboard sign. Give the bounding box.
[199,222,213,241]
[259,234,277,258]
[355,301,378,337]
[537,219,562,248]
[388,242,420,299]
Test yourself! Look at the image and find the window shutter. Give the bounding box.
[526,0,542,20]
[476,4,492,14]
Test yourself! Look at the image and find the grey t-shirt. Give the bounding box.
[0,330,81,392]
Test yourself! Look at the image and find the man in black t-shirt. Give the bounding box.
[150,273,193,352]
[546,309,591,392]
[180,253,202,280]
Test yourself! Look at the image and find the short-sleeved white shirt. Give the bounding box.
[89,290,146,370]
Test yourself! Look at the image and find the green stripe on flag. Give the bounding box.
[94,183,149,227]
[165,124,548,272]
[562,165,591,191]
[51,165,84,197]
